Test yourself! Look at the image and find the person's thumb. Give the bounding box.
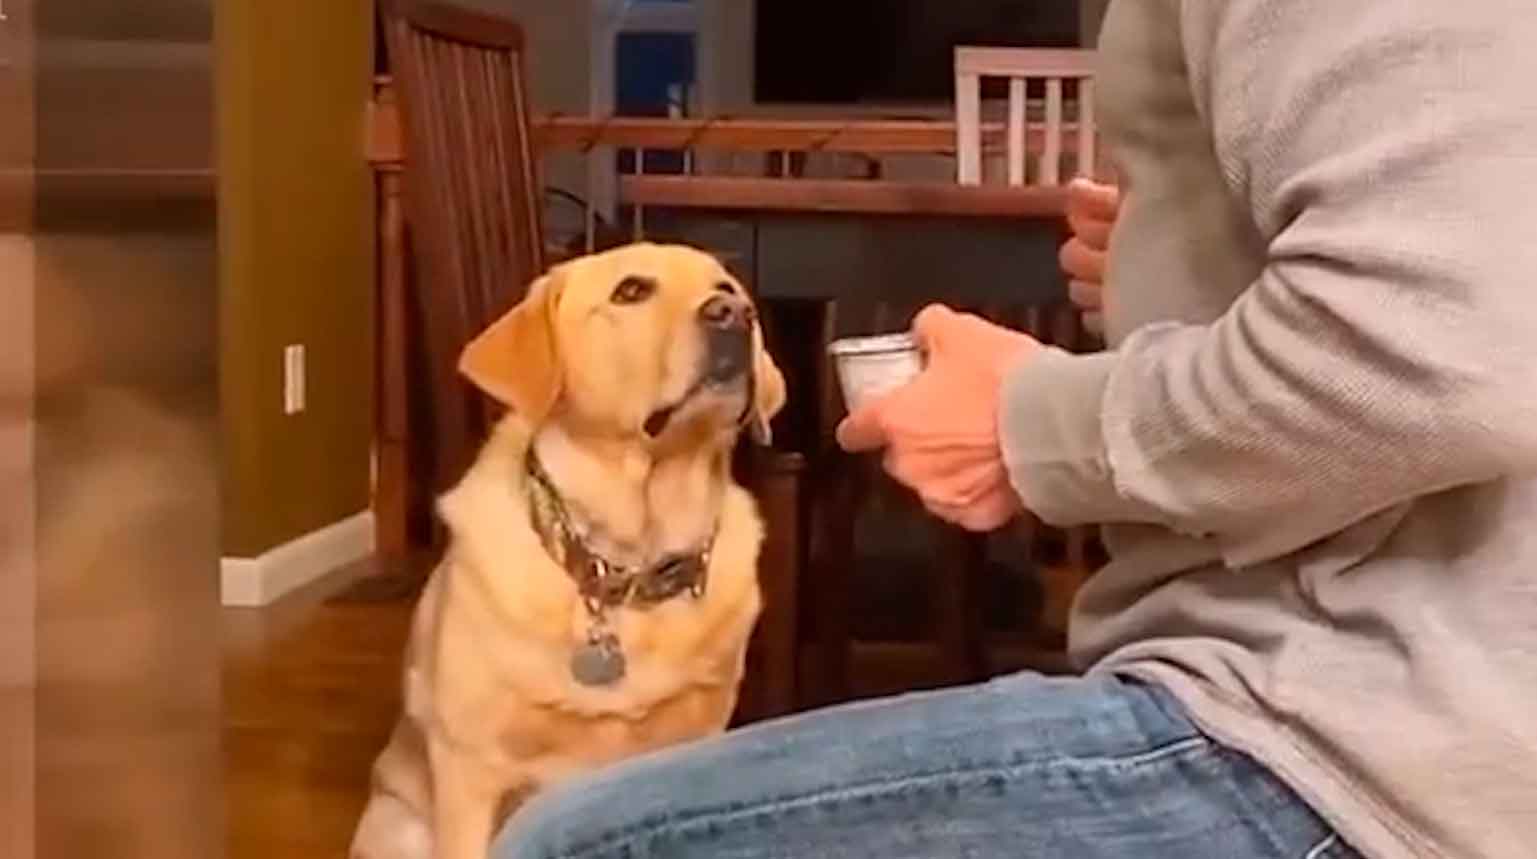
[836,401,891,452]
[911,304,960,355]
[1066,177,1120,220]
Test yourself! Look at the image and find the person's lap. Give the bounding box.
[494,672,1357,859]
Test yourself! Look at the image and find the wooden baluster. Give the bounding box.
[632,147,646,240]
[1043,77,1064,186]
[1076,77,1096,181]
[375,168,412,563]
[1007,76,1026,186]
[735,448,806,723]
[810,300,853,706]
[584,198,596,254]
[955,70,982,185]
[934,526,990,684]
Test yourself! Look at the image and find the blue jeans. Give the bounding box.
[495,673,1359,859]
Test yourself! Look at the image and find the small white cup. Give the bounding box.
[828,332,925,412]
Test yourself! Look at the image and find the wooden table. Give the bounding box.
[621,174,1069,306]
[367,77,1078,560]
[369,75,1083,165]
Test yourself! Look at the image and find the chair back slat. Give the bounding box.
[1076,78,1097,181]
[384,0,545,493]
[955,68,985,184]
[1006,78,1026,186]
[954,47,1098,187]
[1041,77,1064,186]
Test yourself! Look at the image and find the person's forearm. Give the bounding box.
[1002,295,1537,568]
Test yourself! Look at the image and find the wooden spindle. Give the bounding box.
[1076,77,1096,181]
[1043,77,1064,186]
[632,147,646,240]
[956,71,982,185]
[1007,77,1026,186]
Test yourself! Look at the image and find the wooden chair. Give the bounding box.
[382,0,545,514]
[954,47,1099,187]
[380,0,801,723]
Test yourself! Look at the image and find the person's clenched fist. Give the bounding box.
[836,305,1040,532]
[1059,178,1121,334]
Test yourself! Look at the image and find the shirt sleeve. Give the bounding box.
[1000,0,1537,568]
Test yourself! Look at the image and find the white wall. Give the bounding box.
[700,0,754,114]
[500,0,1113,199]
[478,0,750,216]
[471,0,597,204]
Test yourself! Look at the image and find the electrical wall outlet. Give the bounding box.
[283,344,306,415]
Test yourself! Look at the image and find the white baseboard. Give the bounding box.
[221,511,375,607]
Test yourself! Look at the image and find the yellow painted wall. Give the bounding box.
[218,0,375,557]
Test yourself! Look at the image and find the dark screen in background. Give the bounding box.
[756,0,1081,104]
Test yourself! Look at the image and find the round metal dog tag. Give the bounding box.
[571,633,626,687]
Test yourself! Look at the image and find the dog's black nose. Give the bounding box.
[699,296,752,382]
[698,295,750,331]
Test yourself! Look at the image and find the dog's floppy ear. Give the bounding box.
[459,272,563,425]
[748,320,786,446]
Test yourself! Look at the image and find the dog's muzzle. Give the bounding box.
[699,295,752,384]
[643,296,756,439]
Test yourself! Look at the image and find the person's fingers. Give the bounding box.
[922,497,967,527]
[967,496,1021,531]
[1066,211,1113,249]
[880,448,927,496]
[835,404,890,453]
[1066,177,1121,221]
[910,304,960,355]
[1082,311,1105,336]
[1059,239,1106,284]
[1068,279,1103,312]
[970,481,1024,529]
[940,458,1013,506]
[923,491,1018,532]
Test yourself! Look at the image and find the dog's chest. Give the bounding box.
[490,645,737,784]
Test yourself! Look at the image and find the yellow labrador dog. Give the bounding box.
[350,243,786,859]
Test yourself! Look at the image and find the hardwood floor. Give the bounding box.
[223,558,425,859]
[221,554,1086,857]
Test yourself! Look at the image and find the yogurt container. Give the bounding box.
[828,332,925,412]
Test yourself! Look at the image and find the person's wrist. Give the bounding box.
[988,339,1040,470]
[988,333,1041,389]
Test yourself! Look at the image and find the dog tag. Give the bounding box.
[571,632,626,687]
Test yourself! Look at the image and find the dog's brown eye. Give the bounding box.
[611,276,656,305]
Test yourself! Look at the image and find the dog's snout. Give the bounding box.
[699,295,753,383]
[698,295,750,331]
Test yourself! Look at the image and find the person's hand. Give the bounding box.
[1059,178,1121,334]
[836,305,1040,532]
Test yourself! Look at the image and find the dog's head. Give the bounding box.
[459,243,786,449]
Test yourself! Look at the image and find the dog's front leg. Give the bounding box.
[428,738,502,859]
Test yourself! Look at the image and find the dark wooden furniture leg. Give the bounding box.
[374,169,411,564]
[934,527,990,685]
[734,449,806,724]
[804,299,855,708]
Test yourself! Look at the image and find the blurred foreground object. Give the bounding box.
[1,0,223,855]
